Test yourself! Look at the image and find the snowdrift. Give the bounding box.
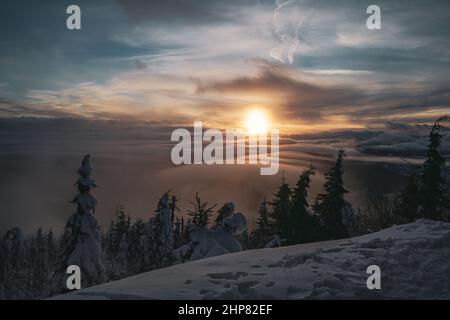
[53,219,450,300]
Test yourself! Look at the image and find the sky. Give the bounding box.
[1,0,449,129]
[0,0,449,233]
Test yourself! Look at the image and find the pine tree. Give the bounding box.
[250,199,272,248]
[0,228,27,299]
[187,193,217,228]
[128,219,150,273]
[290,166,319,244]
[169,195,179,229]
[314,150,349,240]
[257,198,271,233]
[111,206,131,256]
[396,172,420,222]
[420,116,449,220]
[173,216,185,249]
[105,205,131,278]
[30,228,49,298]
[150,192,176,268]
[270,173,291,241]
[46,229,58,272]
[60,154,105,288]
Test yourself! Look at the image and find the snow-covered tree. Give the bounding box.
[30,228,50,297]
[149,193,175,269]
[214,202,235,227]
[60,154,105,289]
[0,228,27,299]
[176,205,247,262]
[46,229,58,272]
[105,205,131,278]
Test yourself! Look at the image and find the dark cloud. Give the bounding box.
[0,97,80,118]
[198,66,364,120]
[198,64,450,123]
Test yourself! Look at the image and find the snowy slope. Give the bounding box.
[53,219,450,300]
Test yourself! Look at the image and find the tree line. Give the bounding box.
[0,117,448,299]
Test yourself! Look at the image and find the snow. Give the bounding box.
[65,211,106,285]
[63,154,105,286]
[175,212,247,262]
[53,219,450,300]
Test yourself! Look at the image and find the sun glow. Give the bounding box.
[245,109,269,135]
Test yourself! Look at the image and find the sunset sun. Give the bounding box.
[245,110,269,135]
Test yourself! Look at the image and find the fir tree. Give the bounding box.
[129,219,146,271]
[396,172,420,222]
[257,198,271,233]
[187,193,217,228]
[169,195,179,229]
[105,205,131,277]
[314,150,349,240]
[60,154,105,288]
[109,205,131,258]
[420,116,449,220]
[150,192,176,268]
[250,198,272,248]
[290,166,319,244]
[31,228,49,297]
[46,229,58,272]
[0,228,27,299]
[173,216,185,249]
[128,219,149,273]
[270,172,292,241]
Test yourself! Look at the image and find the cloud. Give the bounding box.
[198,64,365,121]
[197,63,450,126]
[115,0,258,24]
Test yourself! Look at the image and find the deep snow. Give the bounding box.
[54,219,450,300]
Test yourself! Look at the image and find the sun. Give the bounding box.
[245,109,269,135]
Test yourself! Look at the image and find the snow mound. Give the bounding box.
[53,219,450,300]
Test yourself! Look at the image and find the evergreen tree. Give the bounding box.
[0,228,27,299]
[150,192,176,268]
[250,199,272,248]
[46,229,58,272]
[314,150,349,240]
[396,172,420,222]
[60,154,105,288]
[104,205,131,278]
[420,116,449,220]
[128,219,150,273]
[290,166,319,244]
[109,206,131,257]
[30,228,49,297]
[169,195,179,229]
[173,216,186,249]
[257,198,271,233]
[270,173,291,241]
[187,193,217,228]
